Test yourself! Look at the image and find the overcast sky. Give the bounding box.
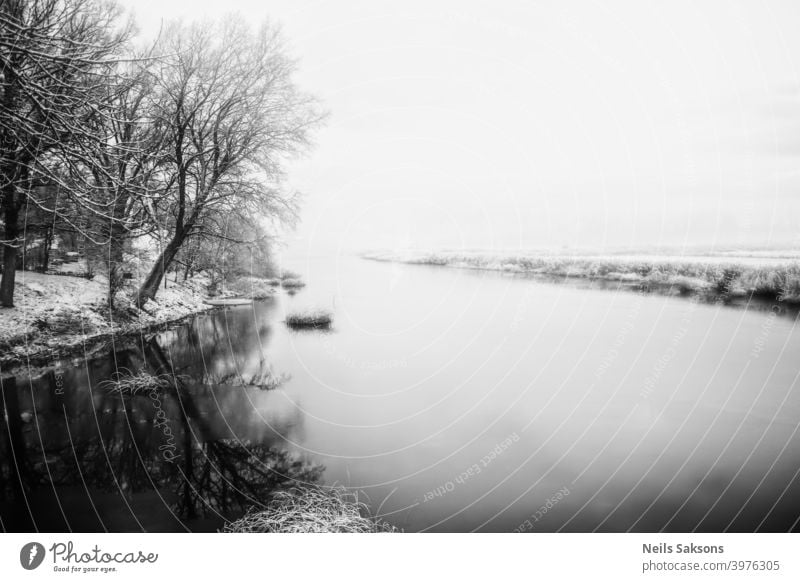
[124,0,800,257]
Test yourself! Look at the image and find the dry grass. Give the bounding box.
[99,368,173,395]
[223,485,399,533]
[285,309,332,329]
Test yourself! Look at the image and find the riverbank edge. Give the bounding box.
[0,306,218,376]
[0,273,288,375]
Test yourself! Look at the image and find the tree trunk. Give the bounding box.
[41,225,53,272]
[135,235,184,308]
[106,211,127,310]
[0,183,20,308]
[0,44,21,309]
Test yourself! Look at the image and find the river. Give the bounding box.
[2,256,799,532]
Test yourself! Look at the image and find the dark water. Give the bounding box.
[2,257,800,532]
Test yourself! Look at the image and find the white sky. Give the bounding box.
[124,0,800,256]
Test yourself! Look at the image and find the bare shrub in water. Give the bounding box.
[280,278,306,289]
[285,309,332,329]
[223,485,399,533]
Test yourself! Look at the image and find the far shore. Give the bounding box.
[363,249,800,307]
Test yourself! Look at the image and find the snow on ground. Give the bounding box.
[1,271,109,343]
[0,269,276,367]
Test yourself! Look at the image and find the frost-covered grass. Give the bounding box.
[363,250,800,302]
[223,485,398,533]
[285,309,333,329]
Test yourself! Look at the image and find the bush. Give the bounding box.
[285,309,332,329]
[280,278,306,289]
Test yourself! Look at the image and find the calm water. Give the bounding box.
[2,256,799,532]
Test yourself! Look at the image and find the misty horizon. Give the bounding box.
[125,0,800,257]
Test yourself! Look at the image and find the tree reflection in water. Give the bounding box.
[0,304,315,532]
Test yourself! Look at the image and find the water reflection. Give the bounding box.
[3,257,800,533]
[509,271,800,318]
[0,301,318,532]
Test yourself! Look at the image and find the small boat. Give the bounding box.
[203,298,253,306]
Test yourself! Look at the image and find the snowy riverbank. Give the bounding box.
[0,271,280,370]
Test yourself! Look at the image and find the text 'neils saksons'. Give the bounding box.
[643,543,724,554]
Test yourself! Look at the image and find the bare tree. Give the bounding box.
[80,61,165,309]
[176,212,277,291]
[0,0,132,307]
[134,17,322,307]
